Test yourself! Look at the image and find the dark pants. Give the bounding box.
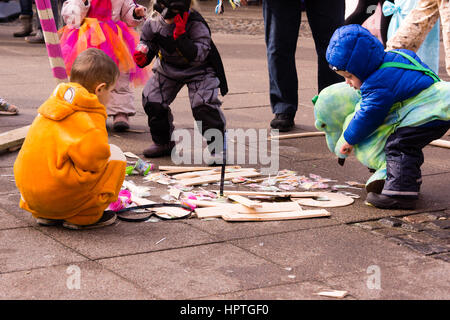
[263,0,345,115]
[20,0,61,29]
[142,71,226,146]
[19,0,33,16]
[382,124,450,198]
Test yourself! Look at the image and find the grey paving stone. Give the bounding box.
[0,261,153,299]
[427,219,450,230]
[400,222,427,232]
[353,221,384,231]
[98,243,295,299]
[390,236,449,256]
[423,229,450,240]
[35,220,218,260]
[323,258,450,299]
[0,228,86,273]
[402,213,438,224]
[199,280,355,300]
[230,225,422,282]
[379,217,404,228]
[371,228,408,238]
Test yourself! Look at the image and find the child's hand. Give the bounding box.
[340,142,353,155]
[173,12,189,40]
[134,6,147,18]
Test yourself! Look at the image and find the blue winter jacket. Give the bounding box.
[326,24,435,145]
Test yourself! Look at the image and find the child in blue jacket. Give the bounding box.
[326,24,450,210]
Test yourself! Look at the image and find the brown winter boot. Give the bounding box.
[13,15,33,37]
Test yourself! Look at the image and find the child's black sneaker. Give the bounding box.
[35,217,64,226]
[365,192,417,210]
[62,211,117,230]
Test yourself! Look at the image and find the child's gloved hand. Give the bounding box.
[173,12,189,40]
[133,50,148,68]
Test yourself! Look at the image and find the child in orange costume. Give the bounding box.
[14,48,126,230]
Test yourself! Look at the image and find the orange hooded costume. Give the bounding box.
[14,82,126,225]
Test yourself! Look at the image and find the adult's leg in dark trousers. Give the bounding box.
[383,125,450,198]
[305,0,345,92]
[263,0,302,116]
[19,0,33,16]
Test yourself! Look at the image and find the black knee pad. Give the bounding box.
[143,102,174,144]
[192,105,225,135]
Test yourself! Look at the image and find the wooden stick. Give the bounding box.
[429,139,450,149]
[180,170,261,186]
[268,131,325,140]
[221,209,330,221]
[0,125,30,152]
[227,195,262,208]
[158,165,241,174]
[172,167,253,180]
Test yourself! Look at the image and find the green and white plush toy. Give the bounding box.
[313,81,450,192]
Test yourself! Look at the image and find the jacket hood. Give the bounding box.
[326,25,385,82]
[38,82,107,121]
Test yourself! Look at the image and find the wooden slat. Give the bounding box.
[268,131,325,140]
[180,170,261,186]
[227,195,261,208]
[0,125,30,152]
[194,201,301,218]
[222,209,330,221]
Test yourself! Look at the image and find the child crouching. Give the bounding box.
[14,48,127,229]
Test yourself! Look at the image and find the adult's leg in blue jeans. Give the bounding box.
[263,0,302,116]
[305,0,345,92]
[19,0,33,16]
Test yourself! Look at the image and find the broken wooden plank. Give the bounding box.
[172,167,250,180]
[227,195,262,208]
[268,131,325,140]
[429,139,450,149]
[222,209,330,221]
[293,192,354,208]
[0,125,30,152]
[212,190,354,208]
[194,201,301,218]
[158,165,241,174]
[180,170,261,186]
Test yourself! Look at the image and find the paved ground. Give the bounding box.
[0,1,449,301]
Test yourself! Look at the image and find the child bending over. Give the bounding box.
[14,48,127,229]
[326,24,449,209]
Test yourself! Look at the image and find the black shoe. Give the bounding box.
[143,142,175,158]
[365,192,417,210]
[62,211,117,230]
[365,180,385,194]
[270,113,295,132]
